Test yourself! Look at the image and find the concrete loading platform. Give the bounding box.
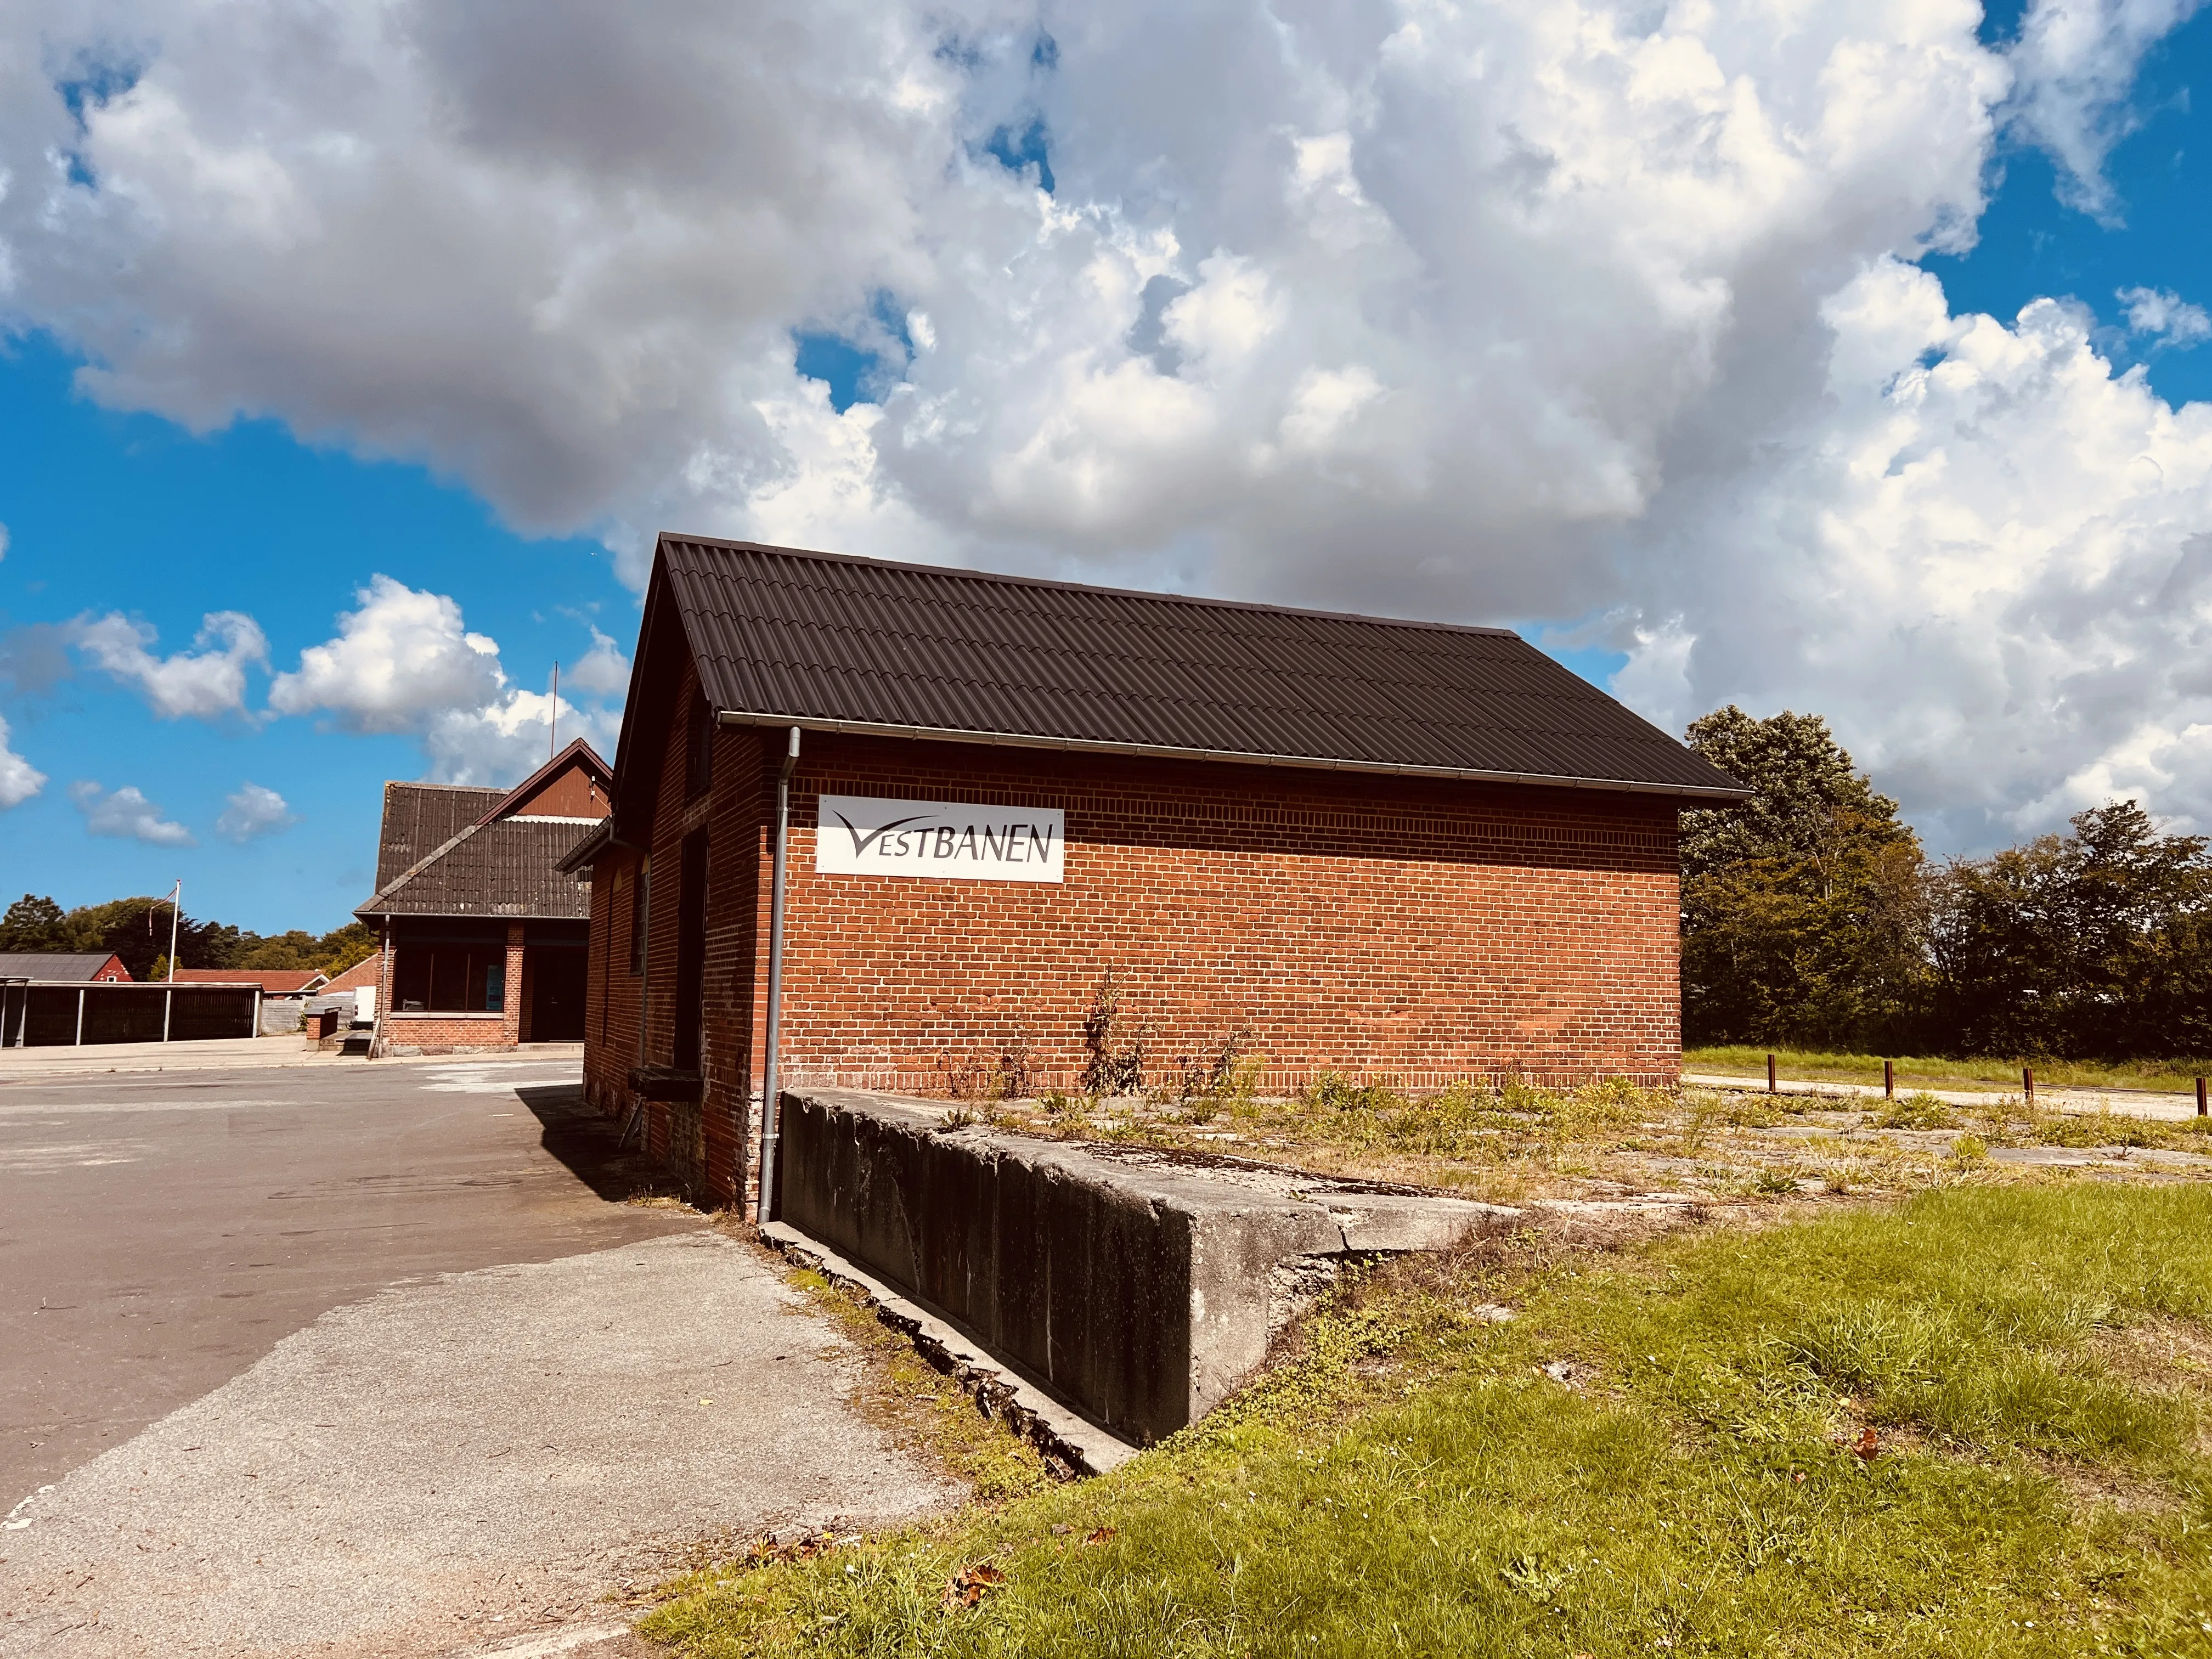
[771,1087,1516,1456]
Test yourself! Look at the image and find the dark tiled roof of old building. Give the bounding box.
[654,537,1746,800]
[375,783,503,890]
[360,755,607,922]
[359,818,597,919]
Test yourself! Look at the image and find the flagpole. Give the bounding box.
[162,880,180,1042]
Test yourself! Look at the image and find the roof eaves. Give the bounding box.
[555,817,614,876]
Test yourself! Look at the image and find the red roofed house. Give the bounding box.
[355,741,612,1054]
[0,952,133,983]
[171,968,330,995]
[320,953,382,995]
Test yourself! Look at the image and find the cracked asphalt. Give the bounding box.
[0,1058,959,1657]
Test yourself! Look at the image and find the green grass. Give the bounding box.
[1686,1046,2212,1096]
[645,1186,2212,1657]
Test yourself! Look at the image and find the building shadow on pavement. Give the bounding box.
[515,1083,681,1206]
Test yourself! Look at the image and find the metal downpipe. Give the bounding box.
[758,726,800,1221]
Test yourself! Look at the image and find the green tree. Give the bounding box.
[311,922,379,976]
[1680,708,1931,1048]
[1932,801,2211,1058]
[1,891,375,980]
[0,894,67,953]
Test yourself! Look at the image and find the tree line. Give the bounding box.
[0,893,376,983]
[1681,707,2212,1059]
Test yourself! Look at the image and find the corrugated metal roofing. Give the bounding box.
[358,817,597,921]
[375,783,504,890]
[657,537,1745,799]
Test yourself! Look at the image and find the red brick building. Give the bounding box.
[570,536,1745,1211]
[357,741,610,1054]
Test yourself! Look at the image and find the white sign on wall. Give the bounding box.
[815,795,1065,883]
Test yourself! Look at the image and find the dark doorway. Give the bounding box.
[673,830,708,1070]
[527,948,588,1041]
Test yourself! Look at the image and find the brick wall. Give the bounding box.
[583,719,1685,1216]
[376,921,526,1054]
[770,736,1680,1098]
[583,659,769,1205]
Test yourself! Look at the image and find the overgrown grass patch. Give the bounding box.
[648,1186,2212,1657]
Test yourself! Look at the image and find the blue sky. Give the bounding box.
[0,337,630,932]
[2,2,2210,932]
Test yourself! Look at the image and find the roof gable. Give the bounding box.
[644,536,1745,800]
[475,740,612,825]
[323,953,382,991]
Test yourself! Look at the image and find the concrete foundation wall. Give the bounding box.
[780,1086,1502,1444]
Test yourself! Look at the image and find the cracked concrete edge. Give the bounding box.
[758,1220,1141,1479]
[442,1619,642,1658]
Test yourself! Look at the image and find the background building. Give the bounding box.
[573,536,1745,1211]
[356,741,610,1054]
[0,953,132,984]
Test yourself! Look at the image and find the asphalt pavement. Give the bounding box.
[0,1056,687,1499]
[0,1058,958,1657]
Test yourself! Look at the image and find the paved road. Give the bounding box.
[0,1058,687,1500]
[0,1060,957,1657]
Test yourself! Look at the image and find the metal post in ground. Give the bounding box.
[2023,1066,2035,1109]
[75,986,84,1046]
[1884,1059,1894,1099]
[1767,1053,1777,1094]
[2197,1077,2207,1118]
[758,725,801,1222]
[160,878,181,1043]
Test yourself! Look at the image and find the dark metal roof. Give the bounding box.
[654,536,1746,799]
[375,783,504,890]
[358,817,597,921]
[0,952,126,981]
[555,817,613,876]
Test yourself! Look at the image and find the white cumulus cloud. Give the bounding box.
[0,715,45,808]
[215,781,298,842]
[269,577,504,732]
[562,626,632,698]
[69,780,195,846]
[2002,0,2209,217]
[71,610,268,719]
[269,575,618,783]
[425,692,622,788]
[2118,285,2211,346]
[0,2,2207,844]
[1612,257,2212,845]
